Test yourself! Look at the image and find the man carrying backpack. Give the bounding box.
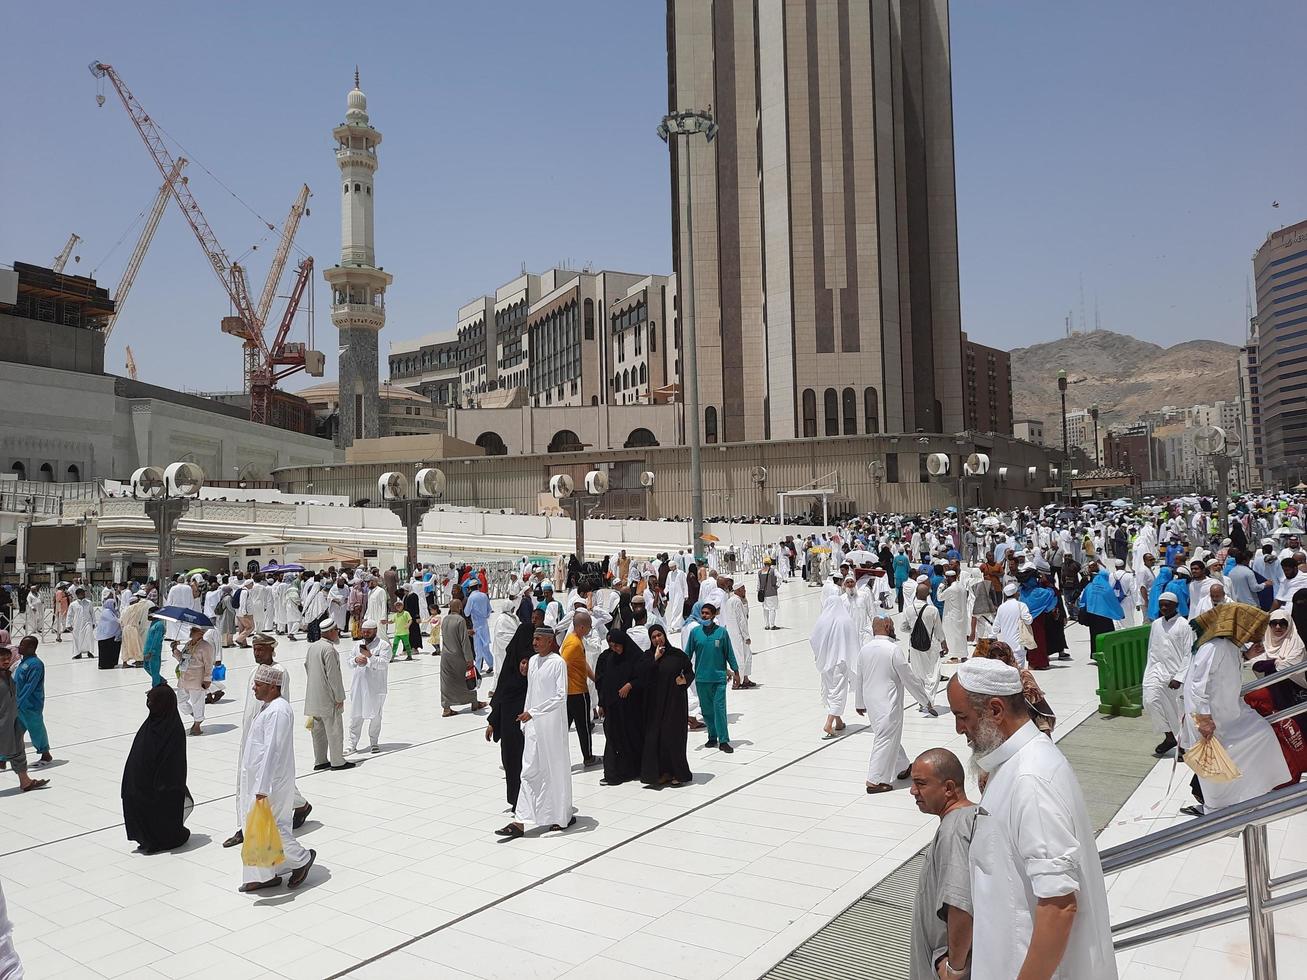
[901,576,948,713]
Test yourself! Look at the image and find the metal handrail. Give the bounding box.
[1241,658,1307,696]
[1102,780,1307,979]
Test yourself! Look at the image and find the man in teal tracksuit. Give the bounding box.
[684,600,741,754]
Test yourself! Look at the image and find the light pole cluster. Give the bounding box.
[131,462,205,582]
[658,107,717,557]
[378,467,446,574]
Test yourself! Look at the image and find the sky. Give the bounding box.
[4,1,1307,392]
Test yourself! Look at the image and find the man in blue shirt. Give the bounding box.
[684,600,740,753]
[12,636,52,766]
[464,581,494,676]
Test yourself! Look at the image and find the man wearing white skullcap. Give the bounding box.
[901,577,947,707]
[347,620,388,755]
[237,663,317,892]
[304,618,350,771]
[947,663,1115,979]
[992,581,1033,667]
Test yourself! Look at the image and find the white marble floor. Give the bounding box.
[4,582,1284,979]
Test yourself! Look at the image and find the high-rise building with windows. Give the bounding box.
[666,0,964,443]
[1254,218,1307,483]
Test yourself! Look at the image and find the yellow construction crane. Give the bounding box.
[103,158,186,342]
[51,233,81,273]
[124,346,138,380]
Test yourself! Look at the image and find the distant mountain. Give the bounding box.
[1007,330,1240,431]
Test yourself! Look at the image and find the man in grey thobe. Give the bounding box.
[304,618,351,771]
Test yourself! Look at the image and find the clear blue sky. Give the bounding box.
[3,1,1305,391]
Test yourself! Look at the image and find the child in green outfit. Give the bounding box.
[390,601,413,662]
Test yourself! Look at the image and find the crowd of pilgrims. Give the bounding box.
[6,494,1307,975]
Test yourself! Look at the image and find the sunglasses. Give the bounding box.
[1270,621,1290,630]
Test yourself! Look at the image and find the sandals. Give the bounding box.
[822,731,839,740]
[442,709,457,717]
[495,823,525,838]
[548,816,578,832]
[866,783,893,794]
[239,876,282,893]
[223,831,244,848]
[288,850,316,890]
[21,779,49,792]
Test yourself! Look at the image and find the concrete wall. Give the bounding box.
[0,312,105,375]
[448,402,681,455]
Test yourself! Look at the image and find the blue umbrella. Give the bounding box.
[149,606,214,629]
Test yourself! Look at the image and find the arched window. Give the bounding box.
[613,372,621,391]
[39,463,54,483]
[10,461,24,480]
[823,389,838,436]
[343,183,349,194]
[622,368,630,389]
[704,406,719,444]
[67,464,80,482]
[583,298,595,340]
[649,321,657,352]
[475,432,508,456]
[625,427,659,448]
[639,363,647,385]
[547,429,584,453]
[802,389,817,438]
[354,183,361,192]
[591,396,598,406]
[864,387,879,433]
[842,387,856,435]
[366,185,371,195]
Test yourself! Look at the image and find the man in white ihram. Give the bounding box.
[237,664,316,893]
[938,570,969,660]
[902,577,947,709]
[993,581,1034,667]
[496,626,575,838]
[850,618,937,794]
[947,657,1116,979]
[347,620,387,755]
[810,591,856,739]
[1142,593,1193,759]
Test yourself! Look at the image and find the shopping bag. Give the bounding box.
[212,663,227,682]
[240,798,286,868]
[1184,733,1241,783]
[465,662,479,691]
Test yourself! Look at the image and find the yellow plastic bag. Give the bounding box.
[1184,734,1241,783]
[240,798,286,868]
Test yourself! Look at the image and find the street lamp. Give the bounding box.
[658,107,718,557]
[131,462,204,583]
[1057,369,1071,501]
[1089,404,1101,468]
[379,467,445,574]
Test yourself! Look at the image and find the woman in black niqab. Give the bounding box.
[683,563,701,620]
[595,628,649,786]
[121,684,192,854]
[639,623,694,787]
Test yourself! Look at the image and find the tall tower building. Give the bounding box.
[323,70,392,448]
[667,0,964,443]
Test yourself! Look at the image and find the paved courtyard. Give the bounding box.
[3,582,1301,979]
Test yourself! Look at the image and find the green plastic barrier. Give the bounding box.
[1091,624,1152,717]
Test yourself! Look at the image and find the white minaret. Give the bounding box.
[323,68,392,447]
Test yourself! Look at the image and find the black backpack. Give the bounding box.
[909,602,932,652]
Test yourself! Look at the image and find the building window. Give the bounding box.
[354,183,361,192]
[584,298,594,340]
[842,388,856,435]
[885,454,899,483]
[705,406,718,444]
[623,368,630,389]
[639,363,647,385]
[823,388,838,436]
[802,389,817,438]
[649,322,657,352]
[343,183,349,193]
[864,387,879,433]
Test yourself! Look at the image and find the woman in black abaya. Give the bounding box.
[121,684,192,854]
[639,623,694,787]
[595,628,649,786]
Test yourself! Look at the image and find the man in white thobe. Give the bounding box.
[272,576,288,635]
[720,579,753,688]
[163,577,196,643]
[1181,608,1291,815]
[850,618,936,792]
[70,588,96,659]
[347,621,387,754]
[1142,594,1193,758]
[938,571,969,661]
[809,594,856,736]
[901,578,947,708]
[497,627,574,836]
[665,567,687,631]
[948,658,1117,979]
[364,575,390,645]
[992,582,1034,667]
[224,635,309,848]
[304,619,349,771]
[237,664,316,892]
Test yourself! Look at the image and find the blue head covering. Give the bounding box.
[1019,576,1058,618]
[1148,566,1174,619]
[1080,570,1125,620]
[892,553,910,586]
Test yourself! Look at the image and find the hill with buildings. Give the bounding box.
[1009,330,1240,430]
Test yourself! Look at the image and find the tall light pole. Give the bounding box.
[659,108,717,557]
[1058,369,1071,501]
[1089,404,1101,468]
[132,462,204,584]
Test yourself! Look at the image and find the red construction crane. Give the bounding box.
[90,60,322,425]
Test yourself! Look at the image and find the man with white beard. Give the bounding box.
[810,593,857,738]
[347,621,388,755]
[901,577,948,709]
[938,571,969,662]
[1142,594,1192,758]
[850,618,937,793]
[947,658,1116,979]
[223,635,310,849]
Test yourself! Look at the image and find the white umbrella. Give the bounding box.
[981,515,1001,528]
[843,549,877,565]
[1111,498,1132,508]
[1272,526,1304,538]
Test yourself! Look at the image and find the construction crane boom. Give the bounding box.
[89,60,270,365]
[104,158,186,341]
[51,234,81,273]
[124,346,138,380]
[255,185,310,329]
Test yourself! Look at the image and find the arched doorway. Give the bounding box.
[624,427,659,449]
[67,463,81,482]
[10,461,25,480]
[475,431,508,456]
[39,463,54,483]
[548,429,584,454]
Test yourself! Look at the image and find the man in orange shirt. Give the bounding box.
[561,611,598,767]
